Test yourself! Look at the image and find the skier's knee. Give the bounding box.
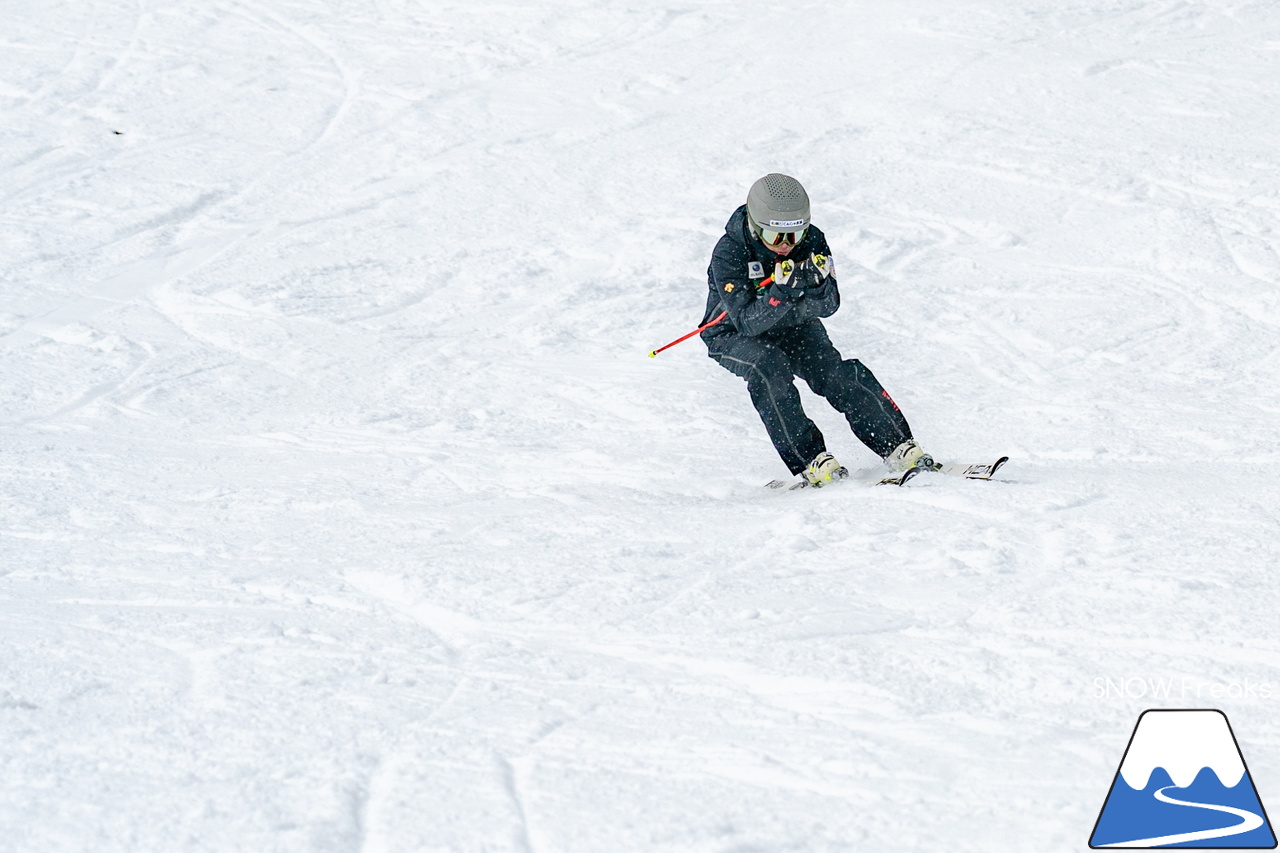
[745,351,794,384]
[746,365,793,399]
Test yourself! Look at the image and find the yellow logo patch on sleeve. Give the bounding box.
[724,282,735,293]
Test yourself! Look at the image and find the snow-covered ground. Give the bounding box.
[4,1,1280,850]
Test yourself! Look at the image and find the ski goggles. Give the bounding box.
[759,225,807,246]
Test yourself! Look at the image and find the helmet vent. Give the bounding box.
[763,174,804,201]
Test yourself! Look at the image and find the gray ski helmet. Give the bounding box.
[746,173,810,235]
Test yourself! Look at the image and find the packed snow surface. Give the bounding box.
[4,1,1280,851]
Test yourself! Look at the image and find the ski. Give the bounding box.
[765,458,1006,491]
[926,456,1009,480]
[877,467,924,487]
[765,457,1006,490]
[766,467,923,490]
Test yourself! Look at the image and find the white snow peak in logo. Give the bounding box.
[1090,709,1276,848]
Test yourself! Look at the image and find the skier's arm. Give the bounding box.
[791,245,840,321]
[710,244,796,337]
[794,276,839,321]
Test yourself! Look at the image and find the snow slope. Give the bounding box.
[4,1,1280,850]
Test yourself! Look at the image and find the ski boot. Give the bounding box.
[885,439,936,472]
[802,452,848,487]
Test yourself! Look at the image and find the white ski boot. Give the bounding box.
[802,452,848,487]
[885,439,935,472]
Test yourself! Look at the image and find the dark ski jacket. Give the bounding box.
[700,205,840,344]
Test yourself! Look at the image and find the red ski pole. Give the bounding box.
[648,275,773,358]
[648,312,725,357]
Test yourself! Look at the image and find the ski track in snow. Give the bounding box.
[4,1,1280,851]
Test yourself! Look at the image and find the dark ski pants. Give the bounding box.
[708,321,912,475]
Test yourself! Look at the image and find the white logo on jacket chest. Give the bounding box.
[747,261,765,279]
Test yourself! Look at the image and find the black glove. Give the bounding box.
[807,253,834,282]
[791,254,837,321]
[790,260,823,291]
[775,255,830,295]
[767,282,802,302]
[769,259,811,300]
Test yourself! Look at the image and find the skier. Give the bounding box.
[701,173,932,486]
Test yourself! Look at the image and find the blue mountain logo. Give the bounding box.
[1091,709,1276,848]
